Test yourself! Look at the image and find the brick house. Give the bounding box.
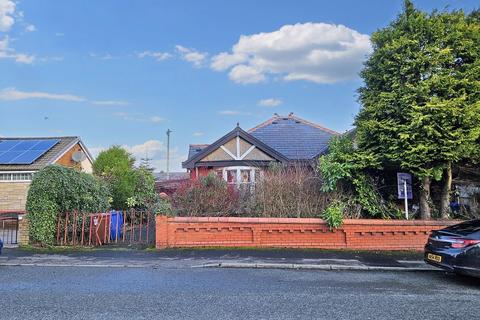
[182,113,339,185]
[0,136,93,212]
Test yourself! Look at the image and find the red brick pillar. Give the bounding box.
[156,216,169,249]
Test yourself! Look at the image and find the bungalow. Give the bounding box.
[0,136,93,212]
[182,113,339,185]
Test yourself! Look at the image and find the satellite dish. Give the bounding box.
[72,151,87,162]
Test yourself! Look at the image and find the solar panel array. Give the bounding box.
[0,139,60,164]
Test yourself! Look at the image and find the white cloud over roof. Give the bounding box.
[211,22,372,84]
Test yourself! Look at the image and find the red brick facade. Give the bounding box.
[156,216,458,251]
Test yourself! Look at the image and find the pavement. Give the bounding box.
[0,247,435,271]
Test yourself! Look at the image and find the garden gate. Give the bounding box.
[0,212,19,245]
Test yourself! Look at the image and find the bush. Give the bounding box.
[254,165,329,218]
[172,173,239,216]
[171,166,331,218]
[26,165,110,245]
[322,201,344,230]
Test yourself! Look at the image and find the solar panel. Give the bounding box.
[12,150,46,164]
[0,140,20,152]
[0,139,60,164]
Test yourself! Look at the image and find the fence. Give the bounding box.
[56,210,155,247]
[0,212,19,245]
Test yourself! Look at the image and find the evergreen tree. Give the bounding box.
[356,1,480,219]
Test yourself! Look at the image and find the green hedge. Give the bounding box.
[26,165,110,245]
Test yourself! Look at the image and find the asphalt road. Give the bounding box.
[1,266,479,320]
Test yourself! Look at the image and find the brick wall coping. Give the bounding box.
[168,216,460,226]
[0,210,26,215]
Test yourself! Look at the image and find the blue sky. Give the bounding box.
[1,0,478,171]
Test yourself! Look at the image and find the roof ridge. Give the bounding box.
[0,136,79,140]
[248,114,340,135]
[289,115,340,135]
[247,115,281,133]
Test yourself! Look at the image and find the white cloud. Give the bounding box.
[91,141,186,172]
[150,116,165,123]
[0,0,15,32]
[137,50,172,61]
[124,140,165,159]
[0,36,35,64]
[113,112,165,123]
[175,45,207,67]
[25,24,35,32]
[258,98,282,107]
[193,132,204,137]
[229,65,265,84]
[210,22,372,84]
[0,87,128,105]
[92,100,129,106]
[89,53,114,60]
[0,87,85,101]
[219,110,252,116]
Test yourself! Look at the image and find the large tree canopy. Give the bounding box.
[355,1,480,218]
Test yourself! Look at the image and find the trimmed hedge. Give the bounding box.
[26,165,110,245]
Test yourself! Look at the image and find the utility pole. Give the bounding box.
[166,129,172,180]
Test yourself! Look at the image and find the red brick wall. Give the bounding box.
[156,216,458,251]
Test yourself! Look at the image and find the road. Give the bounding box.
[0,266,479,320]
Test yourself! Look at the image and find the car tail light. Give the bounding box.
[451,238,480,248]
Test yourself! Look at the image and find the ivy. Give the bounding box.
[26,165,110,245]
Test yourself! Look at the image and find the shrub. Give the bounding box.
[322,201,344,230]
[254,165,329,218]
[172,173,239,216]
[26,165,110,245]
[171,166,331,218]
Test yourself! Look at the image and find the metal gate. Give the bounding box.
[0,212,19,245]
[55,210,155,247]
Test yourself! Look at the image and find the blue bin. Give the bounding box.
[110,211,124,241]
[0,239,3,255]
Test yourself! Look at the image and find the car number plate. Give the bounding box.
[427,253,442,263]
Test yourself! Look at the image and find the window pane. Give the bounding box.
[240,170,251,183]
[227,170,237,183]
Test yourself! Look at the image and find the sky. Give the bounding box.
[0,0,478,172]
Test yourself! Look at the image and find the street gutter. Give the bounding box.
[198,262,440,272]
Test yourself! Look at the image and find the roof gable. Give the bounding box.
[182,126,288,169]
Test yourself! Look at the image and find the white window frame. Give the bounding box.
[0,171,36,183]
[220,166,261,186]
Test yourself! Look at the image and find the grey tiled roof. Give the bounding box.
[249,115,339,160]
[0,136,80,171]
[188,144,209,160]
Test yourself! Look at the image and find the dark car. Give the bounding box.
[425,220,480,278]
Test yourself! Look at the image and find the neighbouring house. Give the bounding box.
[182,113,339,185]
[155,171,190,196]
[0,136,94,212]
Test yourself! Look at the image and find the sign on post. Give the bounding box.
[397,173,413,200]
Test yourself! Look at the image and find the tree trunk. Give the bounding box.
[419,176,432,220]
[440,162,452,219]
